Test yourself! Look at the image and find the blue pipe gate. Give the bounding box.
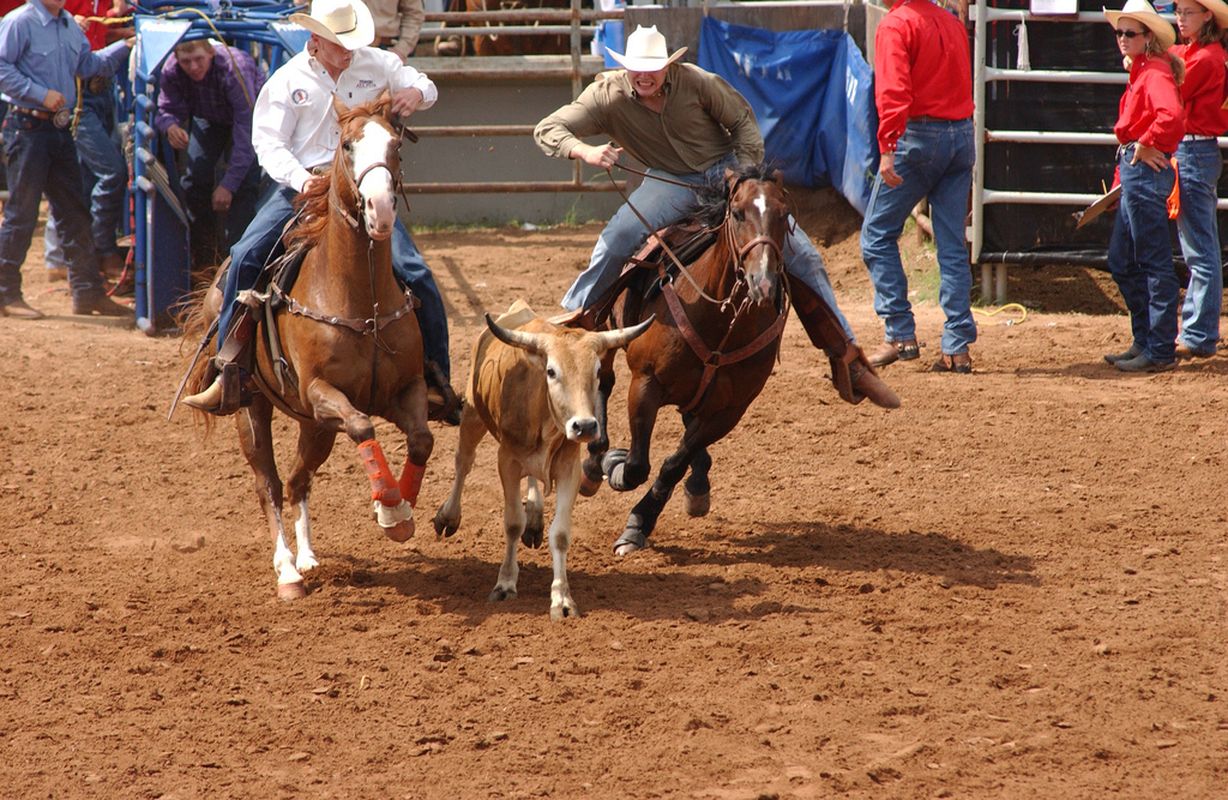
[128,0,308,334]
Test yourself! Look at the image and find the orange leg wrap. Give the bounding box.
[358,439,403,507]
[399,461,426,508]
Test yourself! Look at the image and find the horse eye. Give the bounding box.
[732,209,745,221]
[342,141,352,152]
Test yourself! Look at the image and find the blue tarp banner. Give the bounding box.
[697,17,878,215]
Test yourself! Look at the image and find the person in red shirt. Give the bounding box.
[860,0,978,374]
[1103,0,1186,372]
[1167,0,1228,358]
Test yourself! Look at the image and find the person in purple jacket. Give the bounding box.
[156,38,265,268]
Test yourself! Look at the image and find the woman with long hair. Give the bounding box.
[1103,0,1187,372]
[1169,0,1228,358]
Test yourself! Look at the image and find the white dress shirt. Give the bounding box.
[252,45,437,192]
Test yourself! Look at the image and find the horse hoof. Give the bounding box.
[578,471,602,497]
[600,448,629,476]
[384,519,415,543]
[489,586,517,602]
[277,581,307,601]
[685,490,711,517]
[613,527,648,556]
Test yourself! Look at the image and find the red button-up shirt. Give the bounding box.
[872,0,974,154]
[64,0,108,51]
[1170,40,1228,137]
[1115,54,1185,153]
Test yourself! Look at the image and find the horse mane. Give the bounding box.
[286,95,396,248]
[692,161,780,229]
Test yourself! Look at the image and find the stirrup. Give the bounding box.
[183,362,250,416]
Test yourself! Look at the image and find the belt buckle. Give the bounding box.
[52,109,71,129]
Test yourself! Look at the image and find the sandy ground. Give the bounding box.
[1,194,1225,799]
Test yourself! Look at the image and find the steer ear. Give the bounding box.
[595,314,655,352]
[485,313,545,355]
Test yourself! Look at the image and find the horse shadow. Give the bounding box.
[647,518,1039,591]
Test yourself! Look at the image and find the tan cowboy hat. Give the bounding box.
[290,0,375,51]
[1104,0,1176,49]
[606,25,687,72]
[1185,0,1228,30]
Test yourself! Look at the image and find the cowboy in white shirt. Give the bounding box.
[185,0,455,421]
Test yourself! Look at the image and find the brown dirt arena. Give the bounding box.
[1,192,1224,798]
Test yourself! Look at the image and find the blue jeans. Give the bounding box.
[860,118,977,356]
[1107,144,1179,363]
[1174,138,1222,353]
[219,186,452,379]
[183,118,260,255]
[0,113,104,305]
[561,157,854,339]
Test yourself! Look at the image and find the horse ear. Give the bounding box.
[724,167,739,190]
[769,169,783,184]
[332,95,351,120]
[375,89,394,121]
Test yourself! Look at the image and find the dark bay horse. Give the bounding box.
[588,164,793,555]
[180,96,433,600]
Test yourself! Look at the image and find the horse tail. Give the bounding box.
[174,284,219,434]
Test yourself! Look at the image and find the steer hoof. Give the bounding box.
[685,490,711,517]
[489,585,518,602]
[550,601,579,621]
[384,519,415,543]
[521,524,544,549]
[432,512,458,538]
[277,581,307,602]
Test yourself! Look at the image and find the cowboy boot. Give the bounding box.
[182,311,257,415]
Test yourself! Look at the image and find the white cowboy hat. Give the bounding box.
[290,0,375,51]
[1184,0,1228,30]
[606,25,687,72]
[1104,0,1176,49]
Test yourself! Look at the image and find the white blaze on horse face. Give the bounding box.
[353,120,397,241]
[746,189,776,301]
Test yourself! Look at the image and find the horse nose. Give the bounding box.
[569,418,599,441]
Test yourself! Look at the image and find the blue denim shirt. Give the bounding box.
[0,0,129,111]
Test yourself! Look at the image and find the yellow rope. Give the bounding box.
[973,302,1029,325]
[79,15,134,25]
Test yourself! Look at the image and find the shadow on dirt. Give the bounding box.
[307,516,1037,623]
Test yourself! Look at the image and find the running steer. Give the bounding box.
[433,300,652,619]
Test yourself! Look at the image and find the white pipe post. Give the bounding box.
[972,0,988,271]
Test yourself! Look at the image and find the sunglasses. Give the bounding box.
[1114,28,1148,39]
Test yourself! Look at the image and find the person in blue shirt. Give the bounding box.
[0,0,132,319]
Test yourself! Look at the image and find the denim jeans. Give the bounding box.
[860,118,977,356]
[183,118,260,257]
[220,186,452,379]
[74,90,126,258]
[1174,138,1222,353]
[1107,144,1179,363]
[561,156,854,339]
[0,113,104,305]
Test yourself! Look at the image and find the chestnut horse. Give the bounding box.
[180,96,433,600]
[459,0,570,56]
[587,164,792,555]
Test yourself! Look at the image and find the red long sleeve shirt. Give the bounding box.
[872,0,974,154]
[1114,54,1185,153]
[1170,41,1228,136]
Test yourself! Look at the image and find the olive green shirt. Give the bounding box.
[533,63,764,175]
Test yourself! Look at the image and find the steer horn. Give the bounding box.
[595,315,656,351]
[485,313,546,355]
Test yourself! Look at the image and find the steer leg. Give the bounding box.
[547,458,582,621]
[490,447,526,602]
[614,407,744,556]
[433,399,486,538]
[522,477,545,548]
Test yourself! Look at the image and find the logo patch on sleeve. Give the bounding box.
[291,88,309,105]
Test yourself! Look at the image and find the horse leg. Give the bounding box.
[234,396,303,600]
[490,448,526,602]
[580,351,617,497]
[307,380,413,541]
[283,421,338,576]
[684,444,713,518]
[522,477,545,549]
[433,398,486,537]
[603,374,664,493]
[547,459,582,621]
[387,376,434,509]
[614,408,742,556]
